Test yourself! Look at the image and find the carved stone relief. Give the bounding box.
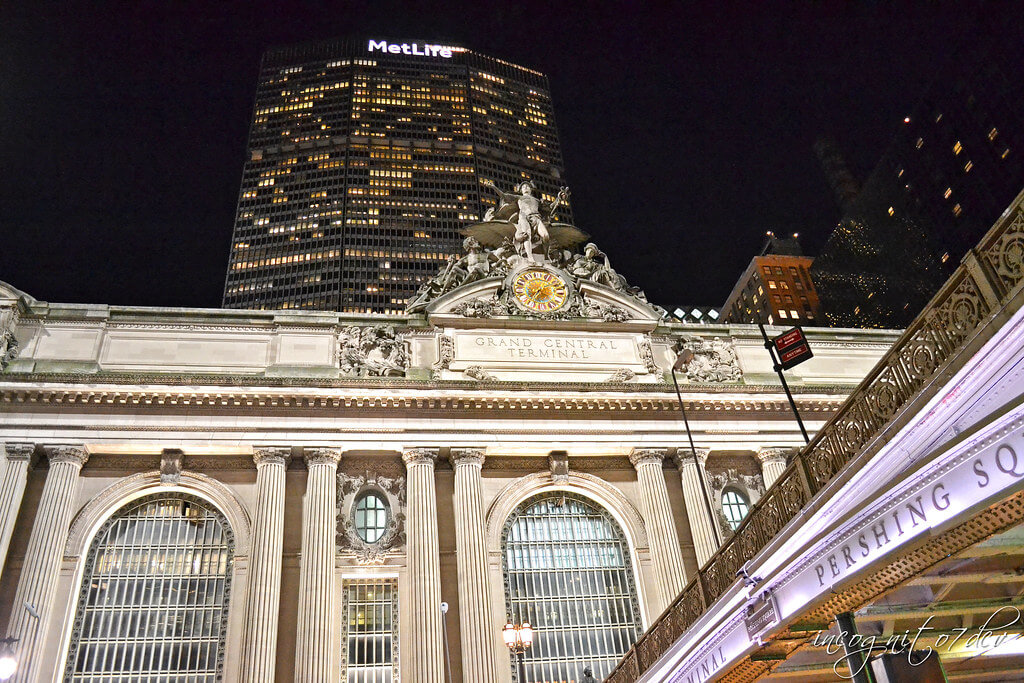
[0,305,20,371]
[674,336,743,383]
[338,325,407,377]
[336,471,406,564]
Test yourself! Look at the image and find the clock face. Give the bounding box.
[511,269,570,312]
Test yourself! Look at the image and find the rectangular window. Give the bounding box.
[342,578,398,682]
[768,280,777,289]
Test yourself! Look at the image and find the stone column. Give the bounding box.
[0,443,35,581]
[450,448,499,682]
[403,447,445,683]
[240,447,291,683]
[5,445,88,683]
[675,448,719,567]
[630,448,688,611]
[294,447,341,683]
[756,447,790,489]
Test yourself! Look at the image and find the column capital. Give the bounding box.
[253,447,292,468]
[756,447,791,466]
[672,447,709,469]
[449,448,485,468]
[4,443,35,462]
[403,447,440,467]
[43,445,88,467]
[303,447,341,467]
[629,448,670,468]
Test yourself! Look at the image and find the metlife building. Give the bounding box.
[223,38,570,314]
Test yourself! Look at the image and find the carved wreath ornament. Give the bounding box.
[336,472,406,564]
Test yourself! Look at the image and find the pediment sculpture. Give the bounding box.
[406,182,665,322]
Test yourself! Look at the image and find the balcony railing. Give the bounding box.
[608,189,1024,682]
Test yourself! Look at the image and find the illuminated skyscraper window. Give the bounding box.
[502,493,642,682]
[223,38,570,314]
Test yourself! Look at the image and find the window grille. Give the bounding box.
[64,493,234,683]
[722,489,751,530]
[341,578,398,682]
[501,493,642,682]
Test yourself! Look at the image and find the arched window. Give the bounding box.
[722,488,750,530]
[501,492,642,682]
[353,491,389,544]
[64,493,234,682]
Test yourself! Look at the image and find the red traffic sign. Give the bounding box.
[773,327,813,370]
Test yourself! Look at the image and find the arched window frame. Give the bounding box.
[59,471,251,683]
[499,490,644,682]
[62,491,236,682]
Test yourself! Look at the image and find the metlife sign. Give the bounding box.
[368,40,457,59]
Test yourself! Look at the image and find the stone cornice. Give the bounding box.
[0,383,847,419]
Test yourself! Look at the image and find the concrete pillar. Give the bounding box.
[5,445,88,683]
[0,443,34,581]
[240,447,291,683]
[403,447,445,683]
[630,448,688,611]
[756,447,790,489]
[294,447,341,683]
[450,448,499,682]
[675,448,719,566]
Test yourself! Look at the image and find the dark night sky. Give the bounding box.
[0,1,998,310]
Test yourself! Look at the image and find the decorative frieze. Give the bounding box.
[674,336,743,383]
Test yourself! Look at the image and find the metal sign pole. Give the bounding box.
[758,323,810,444]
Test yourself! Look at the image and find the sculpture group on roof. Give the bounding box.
[407,178,663,318]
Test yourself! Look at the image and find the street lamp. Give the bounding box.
[671,351,722,547]
[503,621,533,682]
[0,637,18,681]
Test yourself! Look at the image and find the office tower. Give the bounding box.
[223,38,570,314]
[812,16,1024,328]
[720,234,821,325]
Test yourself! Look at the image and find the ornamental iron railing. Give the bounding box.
[608,190,1024,682]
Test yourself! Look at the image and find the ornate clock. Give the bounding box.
[510,268,570,313]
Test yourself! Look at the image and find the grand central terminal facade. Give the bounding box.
[0,220,901,683]
[3,187,1023,683]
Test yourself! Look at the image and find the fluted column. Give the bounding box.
[630,448,687,611]
[757,447,790,488]
[450,448,499,681]
[403,447,444,683]
[675,448,719,567]
[240,447,291,683]
[294,447,341,683]
[0,443,35,581]
[6,445,88,683]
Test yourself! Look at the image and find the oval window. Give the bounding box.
[722,488,750,531]
[354,492,389,544]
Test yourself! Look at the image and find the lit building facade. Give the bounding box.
[222,38,570,315]
[812,16,1024,328]
[720,235,821,325]
[0,244,896,682]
